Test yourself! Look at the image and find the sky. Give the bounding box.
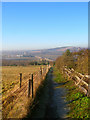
[2,2,88,50]
[1,0,90,2]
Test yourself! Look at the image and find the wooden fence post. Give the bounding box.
[47,65,48,73]
[20,73,22,88]
[31,74,34,98]
[40,69,42,75]
[43,68,44,74]
[42,67,43,74]
[28,79,31,98]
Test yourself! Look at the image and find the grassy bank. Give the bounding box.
[2,65,47,118]
[24,72,49,118]
[53,67,89,119]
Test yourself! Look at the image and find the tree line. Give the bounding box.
[2,59,49,66]
[55,49,88,74]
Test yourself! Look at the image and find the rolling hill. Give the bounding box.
[2,46,82,61]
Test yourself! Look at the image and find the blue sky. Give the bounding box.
[2,2,88,50]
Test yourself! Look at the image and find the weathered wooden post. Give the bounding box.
[41,67,42,74]
[40,68,42,75]
[87,84,90,97]
[43,67,44,74]
[31,74,34,98]
[20,73,22,88]
[28,79,31,98]
[47,65,48,73]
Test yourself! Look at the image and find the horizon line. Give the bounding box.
[1,46,88,51]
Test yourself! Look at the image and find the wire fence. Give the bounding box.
[2,65,51,118]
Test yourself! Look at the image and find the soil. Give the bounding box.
[25,69,69,119]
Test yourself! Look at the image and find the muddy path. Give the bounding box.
[25,68,69,119]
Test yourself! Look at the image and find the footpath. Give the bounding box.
[25,68,69,119]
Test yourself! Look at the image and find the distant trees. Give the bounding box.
[55,49,88,74]
[2,59,49,66]
[56,49,74,70]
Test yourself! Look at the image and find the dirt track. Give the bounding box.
[26,68,69,119]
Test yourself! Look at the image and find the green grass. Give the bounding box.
[53,67,90,119]
[53,67,66,83]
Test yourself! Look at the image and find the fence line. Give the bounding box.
[2,65,51,118]
[62,66,89,97]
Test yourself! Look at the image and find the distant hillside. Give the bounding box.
[29,46,82,60]
[2,46,82,61]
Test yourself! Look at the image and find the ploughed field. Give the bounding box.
[2,66,40,96]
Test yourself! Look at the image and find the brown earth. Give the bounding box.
[25,69,69,119]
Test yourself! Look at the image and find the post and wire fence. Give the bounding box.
[2,65,51,118]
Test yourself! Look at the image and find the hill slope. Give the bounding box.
[2,46,82,61]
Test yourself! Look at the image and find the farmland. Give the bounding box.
[2,65,50,118]
[1,49,89,119]
[2,66,40,96]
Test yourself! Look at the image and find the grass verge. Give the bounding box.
[53,67,90,119]
[23,72,49,119]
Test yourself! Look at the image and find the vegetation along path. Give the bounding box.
[25,68,69,119]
